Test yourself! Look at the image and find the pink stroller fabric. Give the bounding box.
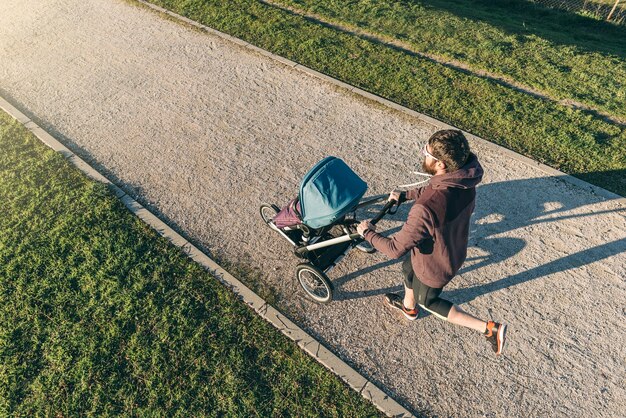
[273,198,302,228]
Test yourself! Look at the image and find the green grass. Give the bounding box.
[588,0,625,5]
[145,0,626,196]
[274,0,626,120]
[0,112,382,417]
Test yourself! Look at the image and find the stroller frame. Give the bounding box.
[260,194,397,303]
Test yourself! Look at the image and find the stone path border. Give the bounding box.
[0,94,415,417]
[134,0,625,206]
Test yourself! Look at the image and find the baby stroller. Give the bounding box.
[260,156,397,303]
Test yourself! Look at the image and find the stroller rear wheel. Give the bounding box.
[260,203,280,225]
[296,263,334,304]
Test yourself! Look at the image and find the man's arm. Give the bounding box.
[388,186,425,204]
[362,204,434,259]
[405,186,426,201]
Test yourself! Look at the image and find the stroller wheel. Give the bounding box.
[296,263,334,304]
[260,203,280,225]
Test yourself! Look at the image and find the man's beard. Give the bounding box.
[422,158,437,175]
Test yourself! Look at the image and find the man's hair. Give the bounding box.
[428,129,470,172]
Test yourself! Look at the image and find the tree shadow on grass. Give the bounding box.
[335,173,625,302]
[418,0,626,59]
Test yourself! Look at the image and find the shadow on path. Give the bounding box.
[335,174,625,301]
[447,237,626,305]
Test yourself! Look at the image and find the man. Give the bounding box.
[357,129,507,356]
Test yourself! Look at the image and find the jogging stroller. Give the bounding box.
[260,156,397,303]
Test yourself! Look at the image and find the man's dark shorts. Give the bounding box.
[402,256,453,319]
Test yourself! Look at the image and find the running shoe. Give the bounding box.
[485,321,507,356]
[384,293,419,320]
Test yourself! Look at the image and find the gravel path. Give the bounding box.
[1,1,625,416]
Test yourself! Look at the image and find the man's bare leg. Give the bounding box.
[400,287,505,354]
[404,286,486,333]
[447,305,487,333]
[403,284,416,309]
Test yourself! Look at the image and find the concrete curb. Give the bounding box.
[0,94,415,417]
[134,0,625,207]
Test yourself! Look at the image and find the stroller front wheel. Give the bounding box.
[296,263,333,304]
[260,203,280,225]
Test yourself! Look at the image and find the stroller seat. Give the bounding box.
[273,156,368,229]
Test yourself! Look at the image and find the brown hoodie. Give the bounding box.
[364,154,483,288]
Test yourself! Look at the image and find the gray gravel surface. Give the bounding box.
[1,1,625,416]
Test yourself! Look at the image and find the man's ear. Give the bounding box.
[436,160,447,171]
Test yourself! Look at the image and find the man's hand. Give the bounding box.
[357,220,376,237]
[388,189,402,202]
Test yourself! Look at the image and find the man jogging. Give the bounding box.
[357,129,507,356]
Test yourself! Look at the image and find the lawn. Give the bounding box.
[143,0,626,196]
[0,112,381,417]
[273,0,626,120]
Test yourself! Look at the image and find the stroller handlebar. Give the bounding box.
[370,199,398,226]
[350,199,398,241]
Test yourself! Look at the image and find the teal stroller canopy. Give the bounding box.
[299,156,368,229]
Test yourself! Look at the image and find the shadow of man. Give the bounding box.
[335,174,625,303]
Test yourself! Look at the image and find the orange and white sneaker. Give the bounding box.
[485,321,507,356]
[384,293,419,320]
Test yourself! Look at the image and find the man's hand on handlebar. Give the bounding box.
[388,189,406,204]
[357,220,376,237]
[388,190,401,202]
